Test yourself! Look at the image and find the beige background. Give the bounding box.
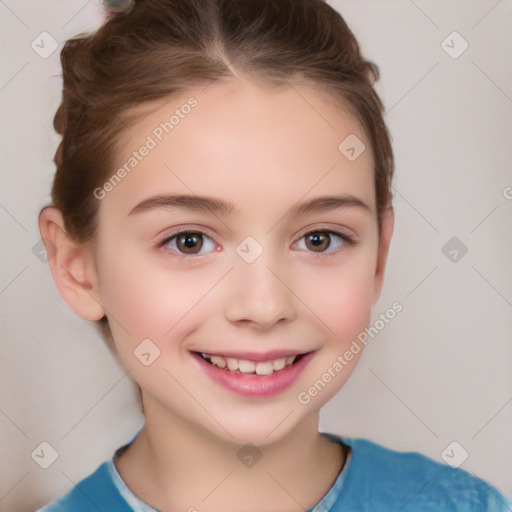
[1,1,511,510]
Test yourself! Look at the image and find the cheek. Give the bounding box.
[316,280,372,342]
[301,259,376,345]
[96,247,224,352]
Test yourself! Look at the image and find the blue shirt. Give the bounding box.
[36,431,510,512]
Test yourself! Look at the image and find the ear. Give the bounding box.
[373,207,394,304]
[38,206,105,321]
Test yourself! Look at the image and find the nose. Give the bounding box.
[224,251,297,330]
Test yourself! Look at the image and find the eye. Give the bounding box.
[295,230,353,255]
[161,231,216,256]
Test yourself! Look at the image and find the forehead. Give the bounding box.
[103,79,375,219]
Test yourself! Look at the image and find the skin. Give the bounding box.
[39,78,393,511]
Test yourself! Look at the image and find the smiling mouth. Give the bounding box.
[194,352,309,376]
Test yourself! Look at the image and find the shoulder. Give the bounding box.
[335,437,509,512]
[35,461,131,512]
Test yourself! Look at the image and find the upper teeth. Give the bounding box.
[200,354,297,375]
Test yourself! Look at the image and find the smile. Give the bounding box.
[191,350,315,398]
[197,352,305,376]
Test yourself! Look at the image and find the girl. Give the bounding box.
[35,0,509,510]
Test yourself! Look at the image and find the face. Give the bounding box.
[91,79,389,445]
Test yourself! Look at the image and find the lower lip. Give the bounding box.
[192,352,314,398]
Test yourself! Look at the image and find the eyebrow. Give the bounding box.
[128,193,371,217]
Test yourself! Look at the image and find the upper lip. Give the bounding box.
[191,349,314,361]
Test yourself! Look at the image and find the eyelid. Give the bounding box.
[157,226,220,259]
[157,224,219,244]
[157,224,358,259]
[293,228,357,259]
[295,223,357,241]
[295,222,358,243]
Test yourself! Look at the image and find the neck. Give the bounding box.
[115,393,345,512]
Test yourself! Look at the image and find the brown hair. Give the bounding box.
[49,0,393,343]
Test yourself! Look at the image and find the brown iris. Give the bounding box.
[176,233,203,254]
[304,231,331,252]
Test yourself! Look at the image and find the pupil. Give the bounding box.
[308,232,329,251]
[178,233,202,253]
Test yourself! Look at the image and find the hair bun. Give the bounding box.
[97,0,135,15]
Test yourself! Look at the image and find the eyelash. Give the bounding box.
[158,228,357,260]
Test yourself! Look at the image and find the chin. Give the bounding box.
[202,404,317,448]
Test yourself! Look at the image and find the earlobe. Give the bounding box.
[38,206,105,321]
[373,207,394,304]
